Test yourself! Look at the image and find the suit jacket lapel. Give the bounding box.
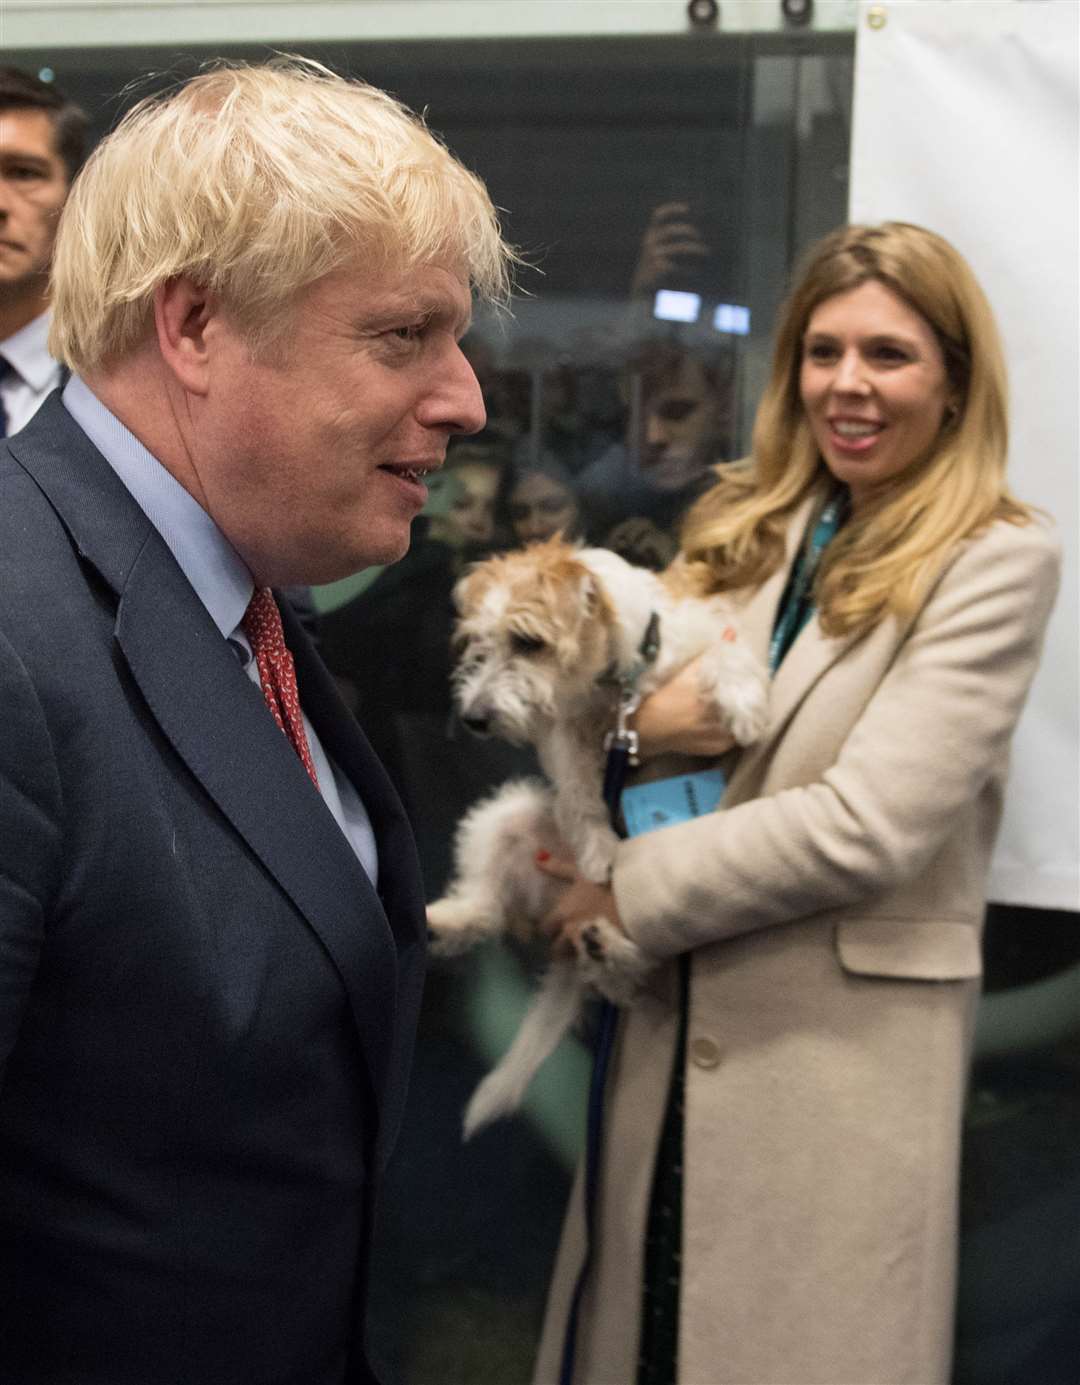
[283,598,426,954]
[285,610,428,1164]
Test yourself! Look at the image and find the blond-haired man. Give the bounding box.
[0,60,510,1383]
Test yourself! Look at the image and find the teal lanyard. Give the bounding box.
[768,489,848,675]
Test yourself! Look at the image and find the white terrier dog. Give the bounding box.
[427,537,769,1136]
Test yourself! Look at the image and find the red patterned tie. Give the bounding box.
[242,588,320,788]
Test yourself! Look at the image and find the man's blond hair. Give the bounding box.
[50,58,515,372]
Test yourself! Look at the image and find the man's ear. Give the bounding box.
[153,276,220,396]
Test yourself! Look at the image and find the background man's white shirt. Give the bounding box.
[0,310,61,434]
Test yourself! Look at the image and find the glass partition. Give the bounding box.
[12,29,857,1383]
[310,36,853,1383]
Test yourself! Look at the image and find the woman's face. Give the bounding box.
[447,463,499,545]
[508,472,579,544]
[799,279,953,511]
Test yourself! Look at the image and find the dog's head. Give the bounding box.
[450,537,617,744]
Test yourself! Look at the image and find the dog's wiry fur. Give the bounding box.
[427,537,770,1136]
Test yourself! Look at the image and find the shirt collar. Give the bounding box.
[61,374,254,638]
[2,310,58,391]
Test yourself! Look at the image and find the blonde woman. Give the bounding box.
[533,223,1060,1385]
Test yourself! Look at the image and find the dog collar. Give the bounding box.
[596,609,661,692]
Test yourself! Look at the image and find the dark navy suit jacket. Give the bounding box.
[0,397,427,1383]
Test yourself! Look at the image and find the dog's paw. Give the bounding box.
[696,646,771,746]
[724,679,771,745]
[575,830,619,885]
[426,896,500,955]
[575,919,654,1006]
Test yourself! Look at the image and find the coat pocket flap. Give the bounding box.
[834,919,981,981]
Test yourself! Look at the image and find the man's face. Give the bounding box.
[446,462,499,546]
[192,259,486,586]
[638,354,726,492]
[0,109,69,306]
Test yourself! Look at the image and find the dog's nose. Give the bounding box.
[460,715,491,736]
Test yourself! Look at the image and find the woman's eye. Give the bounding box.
[510,632,547,656]
[805,342,838,363]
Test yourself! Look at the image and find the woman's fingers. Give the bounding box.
[534,851,578,882]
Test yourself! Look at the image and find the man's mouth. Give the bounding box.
[379,462,440,483]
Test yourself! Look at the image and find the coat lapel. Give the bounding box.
[728,491,863,785]
[8,399,409,1120]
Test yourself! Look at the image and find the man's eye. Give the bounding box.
[510,633,547,656]
[655,399,698,423]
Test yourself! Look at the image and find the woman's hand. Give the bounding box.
[634,654,738,759]
[536,854,627,959]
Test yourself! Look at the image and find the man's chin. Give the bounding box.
[643,457,706,493]
[327,528,415,583]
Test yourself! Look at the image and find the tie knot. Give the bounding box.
[242,586,285,653]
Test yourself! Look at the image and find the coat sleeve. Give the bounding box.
[614,520,1061,959]
[0,627,62,1084]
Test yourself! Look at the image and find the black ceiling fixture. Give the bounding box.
[687,0,720,30]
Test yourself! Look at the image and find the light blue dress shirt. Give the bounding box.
[62,375,379,888]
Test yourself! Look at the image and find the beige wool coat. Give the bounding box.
[533,495,1060,1385]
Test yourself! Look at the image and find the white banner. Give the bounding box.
[850,0,1079,910]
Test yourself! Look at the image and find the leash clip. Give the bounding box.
[601,611,661,768]
[603,687,642,766]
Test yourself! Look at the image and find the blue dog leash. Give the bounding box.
[558,614,659,1385]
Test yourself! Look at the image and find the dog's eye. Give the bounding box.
[509,633,547,656]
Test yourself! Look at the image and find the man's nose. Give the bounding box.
[644,412,668,448]
[421,344,487,436]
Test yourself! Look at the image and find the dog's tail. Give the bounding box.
[463,959,585,1140]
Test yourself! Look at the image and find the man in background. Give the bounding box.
[0,58,511,1383]
[0,67,86,434]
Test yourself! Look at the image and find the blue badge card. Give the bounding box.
[620,768,727,838]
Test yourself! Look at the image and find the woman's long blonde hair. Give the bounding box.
[680,222,1034,636]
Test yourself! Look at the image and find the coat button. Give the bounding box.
[689,1036,721,1069]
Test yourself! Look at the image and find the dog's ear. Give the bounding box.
[579,571,602,619]
[452,565,486,615]
[548,566,609,671]
[567,564,617,666]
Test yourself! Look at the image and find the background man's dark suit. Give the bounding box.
[0,398,426,1383]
